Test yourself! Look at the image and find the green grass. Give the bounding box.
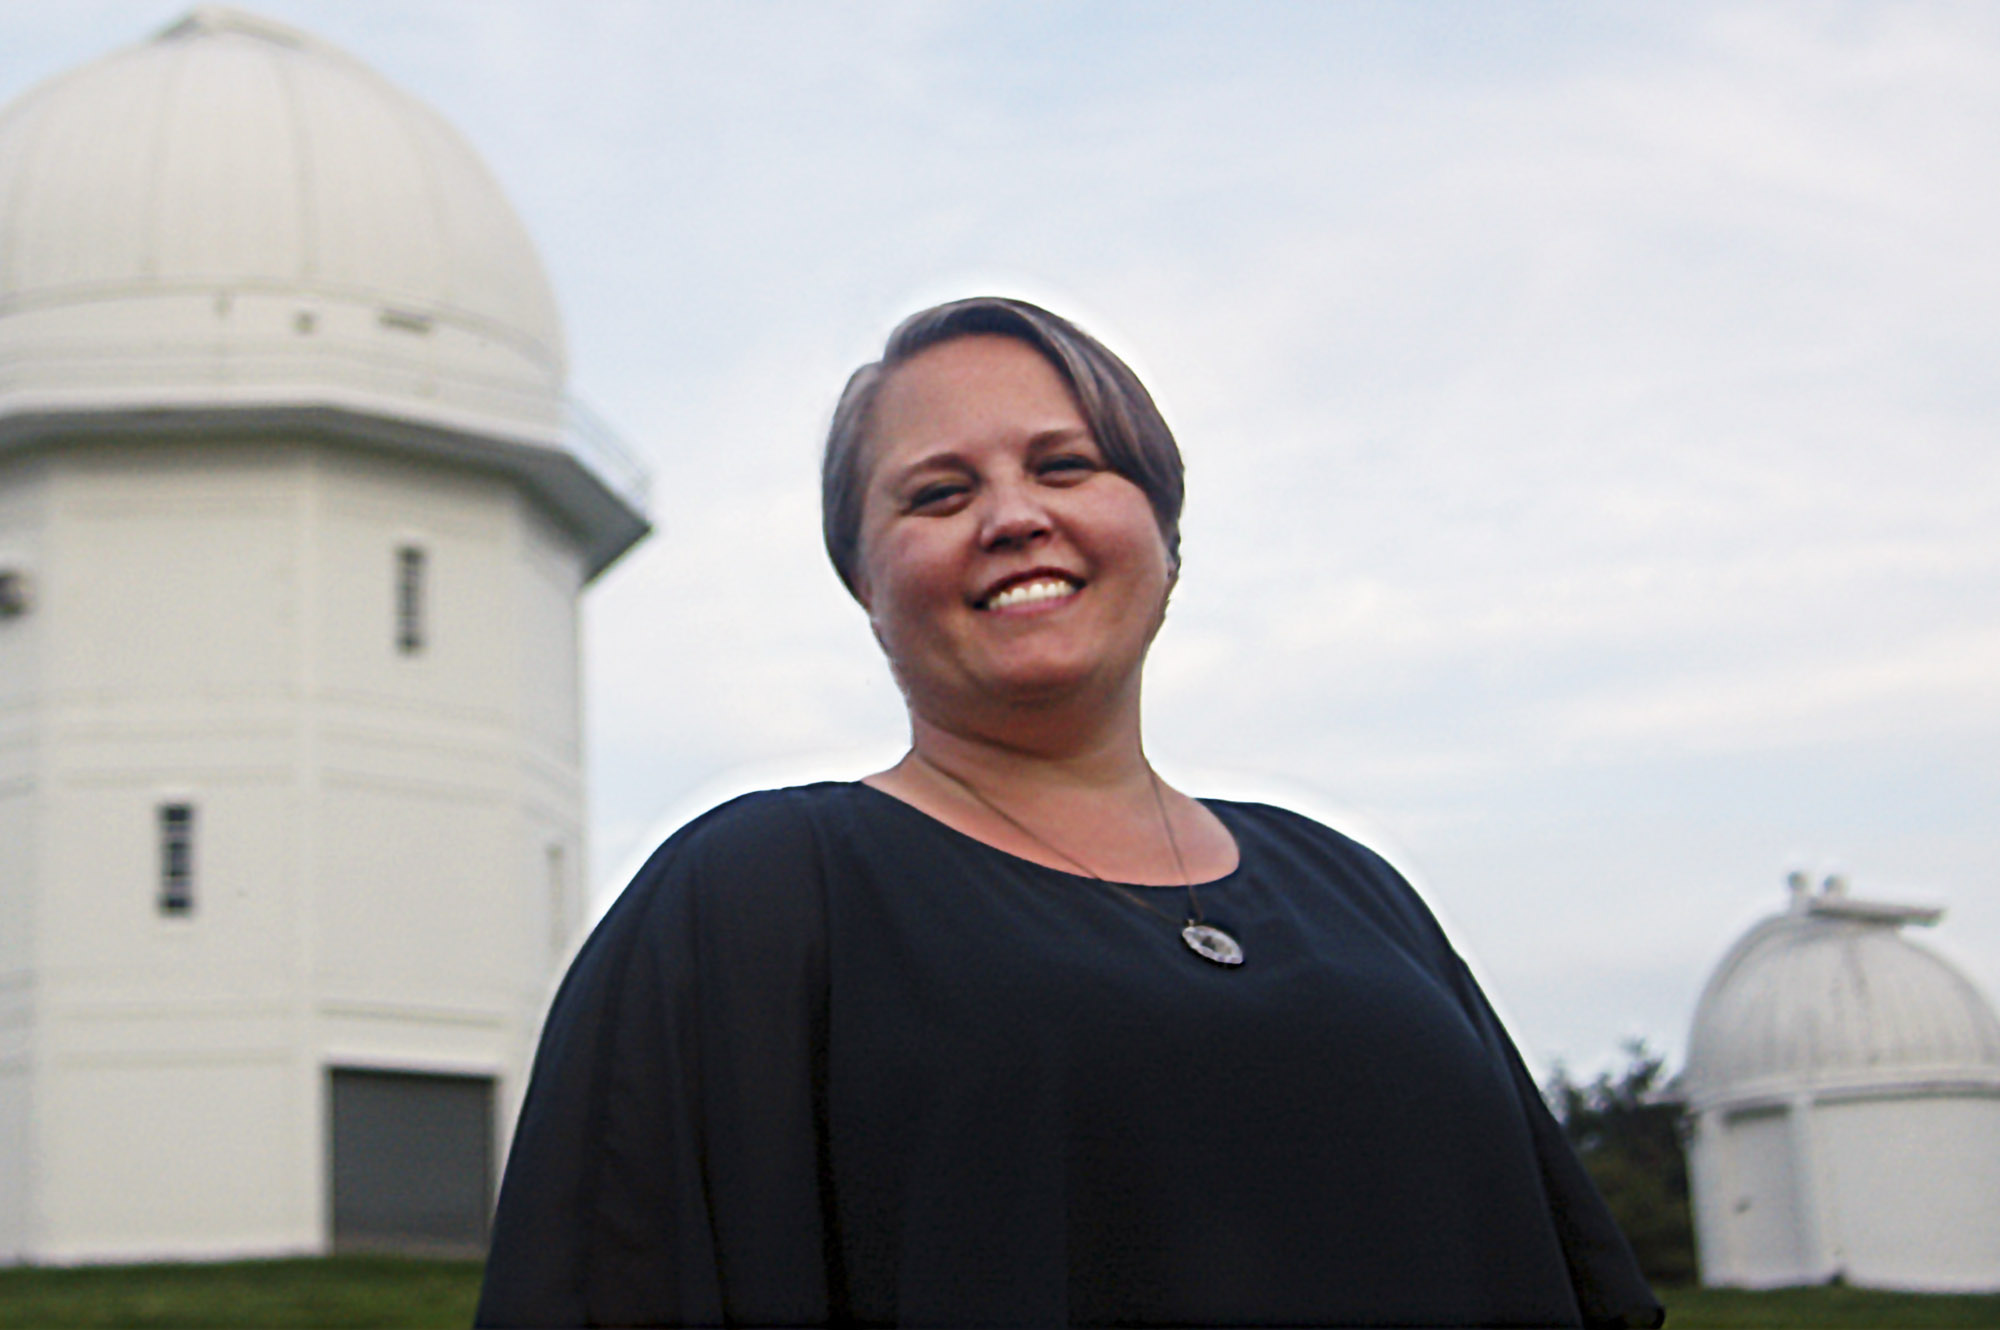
[2,1261,1998,1328]
[0,1255,482,1328]
[1657,1283,2000,1328]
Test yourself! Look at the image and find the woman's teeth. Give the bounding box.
[985,578,1078,610]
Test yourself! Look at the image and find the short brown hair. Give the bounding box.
[821,297,1185,599]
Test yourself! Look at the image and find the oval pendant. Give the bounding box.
[1182,922,1245,966]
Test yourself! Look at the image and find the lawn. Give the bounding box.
[0,1256,482,1328]
[1660,1283,2000,1327]
[2,1260,1998,1327]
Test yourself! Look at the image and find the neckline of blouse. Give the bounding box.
[846,779,1247,892]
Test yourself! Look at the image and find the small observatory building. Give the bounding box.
[1682,874,2000,1290]
[0,9,646,1260]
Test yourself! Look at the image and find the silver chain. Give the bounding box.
[912,753,1208,929]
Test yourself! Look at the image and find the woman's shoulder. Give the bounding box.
[1200,797,1401,877]
[577,783,867,965]
[652,780,858,861]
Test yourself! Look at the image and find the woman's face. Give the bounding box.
[855,334,1175,726]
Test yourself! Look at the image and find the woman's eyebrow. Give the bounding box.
[1023,425,1094,453]
[882,450,972,489]
[883,424,1094,489]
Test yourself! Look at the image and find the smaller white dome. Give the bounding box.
[1685,876,2000,1110]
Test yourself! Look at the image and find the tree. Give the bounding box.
[1545,1040,1696,1286]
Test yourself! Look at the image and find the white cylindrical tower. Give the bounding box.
[1683,874,2000,1291]
[0,8,647,1261]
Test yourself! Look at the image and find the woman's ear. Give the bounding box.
[1154,549,1180,626]
[852,569,889,648]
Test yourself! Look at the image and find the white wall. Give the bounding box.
[0,453,44,1261]
[38,1057,304,1262]
[1816,1094,2000,1291]
[0,1064,28,1260]
[31,440,307,1258]
[1693,1091,2000,1291]
[10,434,586,1261]
[1686,1109,1729,1285]
[46,443,299,704]
[0,450,44,981]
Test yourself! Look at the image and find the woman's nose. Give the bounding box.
[978,480,1052,552]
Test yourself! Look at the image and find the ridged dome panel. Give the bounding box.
[1686,898,2000,1108]
[0,7,564,433]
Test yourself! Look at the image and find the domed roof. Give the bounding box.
[0,8,647,576]
[1685,875,2000,1110]
[0,5,561,433]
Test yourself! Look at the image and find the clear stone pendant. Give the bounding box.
[1182,922,1244,966]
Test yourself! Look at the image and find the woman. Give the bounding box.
[476,298,1663,1329]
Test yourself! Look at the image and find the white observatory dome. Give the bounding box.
[0,6,647,575]
[1685,877,2000,1108]
[0,6,563,436]
[1683,875,2000,1291]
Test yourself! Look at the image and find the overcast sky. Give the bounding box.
[5,0,1997,1078]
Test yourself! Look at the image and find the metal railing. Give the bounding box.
[562,396,651,513]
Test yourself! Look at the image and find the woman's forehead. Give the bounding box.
[868,337,1085,468]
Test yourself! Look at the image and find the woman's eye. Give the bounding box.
[908,481,969,512]
[1038,455,1097,481]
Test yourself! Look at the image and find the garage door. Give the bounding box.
[329,1067,493,1254]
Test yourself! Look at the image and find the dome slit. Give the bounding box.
[266,33,317,286]
[0,85,52,298]
[140,34,198,282]
[392,95,451,315]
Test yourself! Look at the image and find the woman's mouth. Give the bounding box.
[979,575,1081,611]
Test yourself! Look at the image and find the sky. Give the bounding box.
[3,0,1996,1079]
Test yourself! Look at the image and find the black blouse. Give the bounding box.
[477,783,1662,1329]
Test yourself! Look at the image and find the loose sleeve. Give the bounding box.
[1234,806,1666,1329]
[476,792,835,1329]
[1445,953,1666,1330]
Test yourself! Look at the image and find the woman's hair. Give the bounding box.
[821,296,1185,599]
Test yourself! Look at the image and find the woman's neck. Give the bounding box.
[903,705,1152,798]
[865,696,1238,886]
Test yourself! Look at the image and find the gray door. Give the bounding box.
[329,1067,493,1254]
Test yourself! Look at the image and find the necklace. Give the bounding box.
[913,754,1246,967]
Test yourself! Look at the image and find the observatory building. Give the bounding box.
[0,9,646,1260]
[1683,874,2000,1291]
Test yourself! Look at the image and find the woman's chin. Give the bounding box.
[959,655,1135,714]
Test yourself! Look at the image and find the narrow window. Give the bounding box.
[395,545,426,654]
[159,802,195,915]
[547,843,568,957]
[0,569,28,618]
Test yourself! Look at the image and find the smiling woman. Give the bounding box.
[856,336,1187,797]
[476,298,1664,1329]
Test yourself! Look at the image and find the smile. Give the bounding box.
[979,576,1081,611]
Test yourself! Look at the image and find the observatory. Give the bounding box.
[0,8,646,1259]
[1683,874,2000,1291]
